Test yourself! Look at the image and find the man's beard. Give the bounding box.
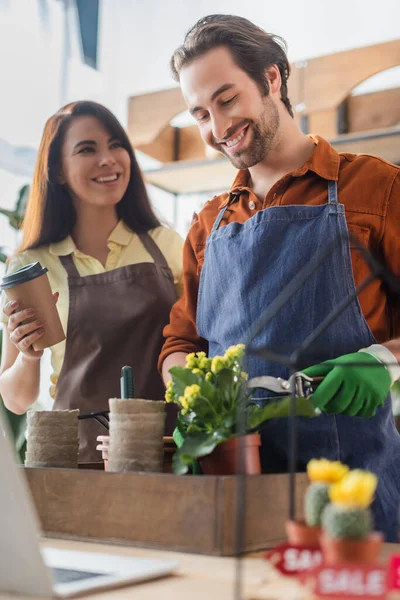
[215,97,280,170]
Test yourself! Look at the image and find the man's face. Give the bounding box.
[180,46,280,169]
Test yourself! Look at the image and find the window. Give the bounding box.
[76,0,99,69]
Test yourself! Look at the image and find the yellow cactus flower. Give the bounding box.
[192,368,202,376]
[329,470,378,509]
[205,371,213,382]
[211,355,227,374]
[196,352,206,360]
[307,459,349,484]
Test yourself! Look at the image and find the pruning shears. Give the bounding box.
[247,372,325,398]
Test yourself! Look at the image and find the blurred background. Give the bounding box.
[0,0,399,413]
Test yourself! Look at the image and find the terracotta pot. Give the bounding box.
[285,519,321,547]
[200,433,261,475]
[320,531,383,565]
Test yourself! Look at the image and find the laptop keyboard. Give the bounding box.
[51,567,106,584]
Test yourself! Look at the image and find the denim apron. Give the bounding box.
[197,180,400,541]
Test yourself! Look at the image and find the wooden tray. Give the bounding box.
[24,468,307,556]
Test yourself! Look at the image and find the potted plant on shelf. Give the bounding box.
[319,469,383,564]
[286,458,349,546]
[166,344,317,475]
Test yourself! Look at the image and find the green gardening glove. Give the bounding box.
[302,352,391,417]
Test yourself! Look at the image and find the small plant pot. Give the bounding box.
[320,531,383,565]
[200,433,261,475]
[285,519,321,547]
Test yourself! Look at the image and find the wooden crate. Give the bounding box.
[24,468,308,556]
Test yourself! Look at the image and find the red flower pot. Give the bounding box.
[320,531,383,565]
[200,433,261,475]
[285,519,321,547]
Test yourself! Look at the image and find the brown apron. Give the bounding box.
[54,232,178,463]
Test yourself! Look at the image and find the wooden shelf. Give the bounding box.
[144,127,400,195]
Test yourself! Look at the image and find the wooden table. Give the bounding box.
[1,539,400,600]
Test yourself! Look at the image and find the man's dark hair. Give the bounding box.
[170,14,293,118]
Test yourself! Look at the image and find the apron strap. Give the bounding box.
[328,180,338,205]
[137,231,170,269]
[59,254,80,278]
[212,207,228,233]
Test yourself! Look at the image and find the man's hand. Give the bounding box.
[302,352,391,417]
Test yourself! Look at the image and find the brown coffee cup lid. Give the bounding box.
[1,262,48,290]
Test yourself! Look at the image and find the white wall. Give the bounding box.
[110,0,400,112]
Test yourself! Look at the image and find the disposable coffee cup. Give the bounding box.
[1,262,65,350]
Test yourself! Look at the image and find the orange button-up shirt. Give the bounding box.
[159,136,400,370]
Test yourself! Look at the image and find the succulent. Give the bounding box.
[322,503,372,539]
[305,482,330,527]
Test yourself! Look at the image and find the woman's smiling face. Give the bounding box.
[60,115,131,209]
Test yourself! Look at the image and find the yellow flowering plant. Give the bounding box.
[329,469,378,509]
[167,344,316,475]
[307,459,349,484]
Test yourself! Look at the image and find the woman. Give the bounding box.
[0,101,183,464]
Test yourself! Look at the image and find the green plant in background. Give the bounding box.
[0,184,30,462]
[166,344,318,475]
[0,183,29,231]
[321,469,377,539]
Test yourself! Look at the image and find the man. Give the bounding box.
[158,14,400,540]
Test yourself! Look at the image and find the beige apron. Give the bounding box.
[54,231,178,463]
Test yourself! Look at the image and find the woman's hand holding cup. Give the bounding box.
[4,292,59,360]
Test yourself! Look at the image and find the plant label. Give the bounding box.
[264,543,322,575]
[387,554,400,590]
[308,564,387,598]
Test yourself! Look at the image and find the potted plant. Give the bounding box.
[319,469,383,564]
[0,185,30,462]
[165,344,317,475]
[286,458,349,546]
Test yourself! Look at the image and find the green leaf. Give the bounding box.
[198,378,218,405]
[188,395,219,421]
[15,184,30,217]
[214,369,235,402]
[0,208,14,219]
[246,396,317,431]
[172,426,185,449]
[169,367,200,397]
[172,430,226,475]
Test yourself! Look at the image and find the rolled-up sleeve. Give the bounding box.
[381,171,400,338]
[158,224,208,371]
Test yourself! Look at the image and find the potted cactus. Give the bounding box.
[320,469,383,564]
[286,458,349,546]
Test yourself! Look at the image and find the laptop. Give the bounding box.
[0,411,177,597]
